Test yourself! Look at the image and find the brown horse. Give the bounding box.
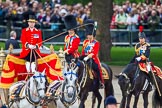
[77,59,114,108]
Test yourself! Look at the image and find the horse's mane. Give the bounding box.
[122,63,137,74]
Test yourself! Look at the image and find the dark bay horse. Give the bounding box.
[116,63,152,108]
[151,70,162,108]
[152,84,162,108]
[77,60,114,108]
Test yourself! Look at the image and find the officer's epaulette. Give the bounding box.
[145,42,150,46]
[75,34,79,38]
[64,35,69,42]
[83,39,89,47]
[93,39,98,43]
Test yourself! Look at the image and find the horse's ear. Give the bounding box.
[42,68,46,75]
[74,66,79,73]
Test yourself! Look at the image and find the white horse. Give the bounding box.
[46,61,80,108]
[8,70,47,108]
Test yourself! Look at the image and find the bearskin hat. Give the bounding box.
[84,19,96,36]
[64,15,77,30]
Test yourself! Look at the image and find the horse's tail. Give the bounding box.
[101,63,114,98]
[152,89,162,108]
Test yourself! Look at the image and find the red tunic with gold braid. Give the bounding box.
[82,39,103,82]
[64,34,80,58]
[20,28,43,58]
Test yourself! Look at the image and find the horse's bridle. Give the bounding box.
[119,73,131,94]
[60,63,80,107]
[26,74,46,106]
[33,74,46,93]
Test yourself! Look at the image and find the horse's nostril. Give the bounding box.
[68,93,73,98]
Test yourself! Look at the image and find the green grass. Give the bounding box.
[107,47,162,68]
[0,42,162,67]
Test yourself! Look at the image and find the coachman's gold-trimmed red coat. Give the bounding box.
[20,28,43,58]
[0,28,63,89]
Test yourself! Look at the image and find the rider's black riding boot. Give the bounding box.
[99,77,104,89]
[148,71,156,89]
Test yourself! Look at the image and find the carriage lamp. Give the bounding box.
[50,44,54,54]
[58,47,65,70]
[0,47,6,72]
[8,44,13,54]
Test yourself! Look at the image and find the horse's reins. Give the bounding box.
[30,23,95,81]
[34,50,62,81]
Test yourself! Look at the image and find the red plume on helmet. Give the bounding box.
[138,25,146,38]
[139,25,144,32]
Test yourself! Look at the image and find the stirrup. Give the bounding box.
[99,82,104,89]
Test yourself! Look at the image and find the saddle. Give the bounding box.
[87,66,109,80]
[139,62,162,79]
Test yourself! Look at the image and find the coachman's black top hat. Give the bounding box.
[27,15,37,22]
[64,15,77,30]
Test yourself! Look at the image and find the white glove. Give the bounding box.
[28,44,36,49]
[63,50,68,54]
[146,64,151,71]
[136,57,141,61]
[83,56,89,61]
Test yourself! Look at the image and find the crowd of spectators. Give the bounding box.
[111,0,162,31]
[0,0,92,29]
[0,0,162,31]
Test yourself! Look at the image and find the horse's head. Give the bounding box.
[30,69,47,99]
[61,61,79,105]
[63,61,79,97]
[116,73,130,97]
[116,63,137,97]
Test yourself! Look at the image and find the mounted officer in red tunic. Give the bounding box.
[63,15,80,63]
[80,19,104,88]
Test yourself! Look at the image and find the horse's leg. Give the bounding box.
[1,89,9,105]
[104,80,114,97]
[133,94,140,108]
[120,96,126,108]
[143,92,149,108]
[79,90,89,108]
[93,90,102,108]
[126,93,132,108]
[48,100,57,108]
[91,93,96,108]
